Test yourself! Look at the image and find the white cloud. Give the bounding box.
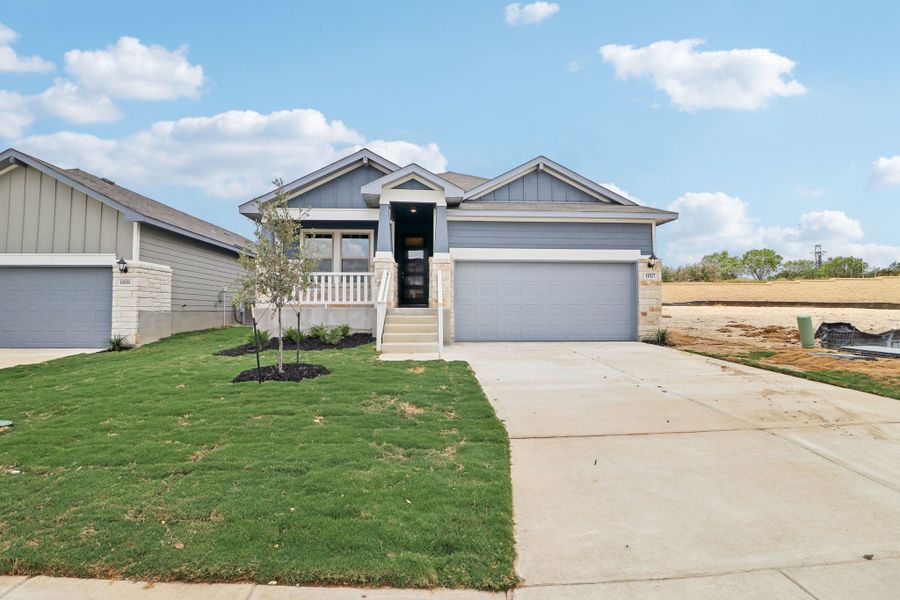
[599,39,806,111]
[505,2,560,26]
[600,181,641,203]
[36,80,122,124]
[0,22,54,73]
[0,90,34,138]
[795,187,825,199]
[64,36,204,100]
[872,156,900,187]
[14,108,447,201]
[663,192,898,267]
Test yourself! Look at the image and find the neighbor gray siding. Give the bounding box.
[287,165,385,209]
[448,221,652,253]
[478,170,601,203]
[0,166,133,257]
[139,224,242,312]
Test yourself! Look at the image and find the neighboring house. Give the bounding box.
[241,149,678,354]
[0,148,250,348]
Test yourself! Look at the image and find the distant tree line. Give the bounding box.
[662,249,900,282]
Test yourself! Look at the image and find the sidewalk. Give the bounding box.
[0,577,505,600]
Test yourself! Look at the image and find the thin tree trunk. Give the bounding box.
[277,305,284,373]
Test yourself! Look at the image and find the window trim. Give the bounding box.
[303,229,374,273]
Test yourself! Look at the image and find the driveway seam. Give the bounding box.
[778,570,821,599]
[0,577,30,600]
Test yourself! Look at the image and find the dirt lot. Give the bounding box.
[663,306,900,385]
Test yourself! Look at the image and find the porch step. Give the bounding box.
[387,307,436,316]
[383,322,437,334]
[383,332,438,344]
[380,341,439,354]
[385,315,438,326]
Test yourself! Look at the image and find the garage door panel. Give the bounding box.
[455,261,636,342]
[0,267,111,348]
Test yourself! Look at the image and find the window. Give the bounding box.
[341,234,371,272]
[307,234,333,272]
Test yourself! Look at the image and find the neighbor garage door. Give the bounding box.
[0,267,112,348]
[454,261,636,341]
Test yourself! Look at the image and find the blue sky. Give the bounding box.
[1,0,898,266]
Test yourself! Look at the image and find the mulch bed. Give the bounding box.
[215,333,374,357]
[232,363,331,383]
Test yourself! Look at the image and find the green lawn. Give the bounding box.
[0,328,517,590]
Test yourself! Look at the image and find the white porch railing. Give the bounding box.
[375,269,391,351]
[436,270,444,357]
[294,272,375,304]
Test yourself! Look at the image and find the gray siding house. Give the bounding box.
[240,149,677,355]
[0,148,249,348]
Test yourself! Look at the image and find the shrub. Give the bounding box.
[107,335,133,352]
[646,328,669,346]
[248,328,270,347]
[284,327,306,344]
[309,324,327,341]
[309,324,348,345]
[337,324,351,338]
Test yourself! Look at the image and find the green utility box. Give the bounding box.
[797,314,816,348]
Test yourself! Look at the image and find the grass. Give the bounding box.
[688,349,900,401]
[0,328,517,590]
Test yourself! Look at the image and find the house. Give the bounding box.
[0,148,250,348]
[241,149,678,354]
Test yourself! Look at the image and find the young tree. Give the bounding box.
[820,256,868,278]
[741,248,783,280]
[701,251,743,280]
[233,179,316,373]
[778,259,818,280]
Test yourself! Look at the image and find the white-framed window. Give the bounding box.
[304,230,373,273]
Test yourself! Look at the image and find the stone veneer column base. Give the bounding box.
[428,257,453,343]
[111,261,172,346]
[373,257,398,308]
[637,258,663,340]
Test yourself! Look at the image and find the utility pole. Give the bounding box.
[811,244,826,268]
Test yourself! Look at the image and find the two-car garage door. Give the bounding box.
[0,267,112,348]
[454,261,637,341]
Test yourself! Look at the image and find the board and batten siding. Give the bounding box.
[139,224,242,312]
[287,164,385,209]
[448,221,652,254]
[477,170,603,203]
[0,166,132,257]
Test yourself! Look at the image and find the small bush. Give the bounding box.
[309,324,348,345]
[309,324,327,341]
[107,335,133,352]
[338,324,351,338]
[646,328,669,346]
[284,327,306,344]
[248,328,270,347]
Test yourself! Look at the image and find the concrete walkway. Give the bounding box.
[445,342,900,599]
[0,348,98,370]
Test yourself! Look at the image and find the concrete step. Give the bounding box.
[382,332,438,344]
[380,342,439,354]
[385,315,438,326]
[387,307,436,316]
[383,322,437,334]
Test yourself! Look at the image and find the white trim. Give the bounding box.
[432,252,451,260]
[0,253,118,267]
[375,251,394,259]
[651,222,657,255]
[294,208,379,221]
[0,163,20,177]
[448,214,662,224]
[132,222,141,261]
[449,248,642,262]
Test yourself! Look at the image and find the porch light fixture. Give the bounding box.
[647,253,658,269]
[117,257,128,273]
[410,206,417,213]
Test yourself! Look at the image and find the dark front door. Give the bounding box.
[399,235,428,305]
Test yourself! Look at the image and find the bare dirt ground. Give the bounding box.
[662,306,900,383]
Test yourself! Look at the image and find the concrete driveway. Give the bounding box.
[0,348,98,370]
[446,342,900,599]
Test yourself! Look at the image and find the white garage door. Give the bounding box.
[0,267,112,348]
[455,261,637,341]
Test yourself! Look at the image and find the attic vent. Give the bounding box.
[100,177,116,185]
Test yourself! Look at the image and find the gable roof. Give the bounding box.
[360,164,465,205]
[240,148,399,216]
[437,171,490,192]
[462,156,638,205]
[0,148,250,254]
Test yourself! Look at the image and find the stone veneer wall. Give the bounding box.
[373,257,398,308]
[638,258,663,340]
[429,257,453,343]
[662,276,900,306]
[111,261,172,345]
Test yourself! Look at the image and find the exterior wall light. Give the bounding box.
[647,254,658,269]
[117,257,128,273]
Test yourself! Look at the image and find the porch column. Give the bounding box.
[434,205,449,254]
[376,203,392,255]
